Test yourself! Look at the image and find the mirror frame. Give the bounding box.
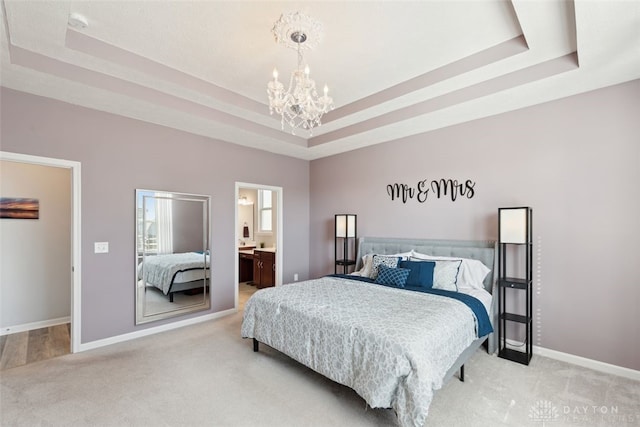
[135,189,211,324]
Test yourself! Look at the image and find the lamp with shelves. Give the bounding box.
[498,206,533,365]
[334,214,357,274]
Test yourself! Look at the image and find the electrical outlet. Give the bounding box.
[294,273,299,281]
[94,242,109,253]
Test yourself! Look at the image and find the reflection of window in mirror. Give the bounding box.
[258,189,273,233]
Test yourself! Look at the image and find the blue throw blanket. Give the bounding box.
[329,274,493,338]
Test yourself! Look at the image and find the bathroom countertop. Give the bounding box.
[238,247,276,255]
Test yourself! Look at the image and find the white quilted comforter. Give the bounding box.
[241,276,481,427]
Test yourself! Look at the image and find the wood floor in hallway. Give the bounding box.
[0,323,70,371]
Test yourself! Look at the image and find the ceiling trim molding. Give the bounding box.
[6,42,306,148]
[324,35,529,124]
[65,28,268,118]
[309,52,578,147]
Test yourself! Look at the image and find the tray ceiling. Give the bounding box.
[1,1,639,160]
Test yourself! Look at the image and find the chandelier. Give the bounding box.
[267,12,334,136]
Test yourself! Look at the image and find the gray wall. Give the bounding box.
[0,160,71,328]
[0,87,310,343]
[309,80,640,371]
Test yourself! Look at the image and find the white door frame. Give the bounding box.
[0,151,82,353]
[235,182,283,309]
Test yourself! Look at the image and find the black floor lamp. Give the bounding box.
[334,214,357,274]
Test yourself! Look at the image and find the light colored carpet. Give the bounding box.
[1,311,638,426]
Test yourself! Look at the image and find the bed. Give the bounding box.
[138,252,210,302]
[241,237,497,427]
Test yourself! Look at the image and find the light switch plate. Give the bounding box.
[94,242,109,253]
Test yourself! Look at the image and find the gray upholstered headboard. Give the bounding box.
[355,237,497,293]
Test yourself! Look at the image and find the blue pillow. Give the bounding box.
[375,265,410,288]
[399,260,435,288]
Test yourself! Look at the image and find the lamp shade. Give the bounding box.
[499,207,530,244]
[335,214,356,238]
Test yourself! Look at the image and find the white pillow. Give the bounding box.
[411,250,490,290]
[432,260,463,291]
[357,254,374,278]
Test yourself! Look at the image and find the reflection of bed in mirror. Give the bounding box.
[138,252,210,302]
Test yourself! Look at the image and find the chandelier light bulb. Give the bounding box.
[304,65,310,76]
[273,68,279,80]
[324,84,329,95]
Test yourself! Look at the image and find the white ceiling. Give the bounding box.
[1,1,639,160]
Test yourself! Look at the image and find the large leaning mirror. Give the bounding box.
[135,189,211,324]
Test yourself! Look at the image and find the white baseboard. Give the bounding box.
[504,338,639,381]
[77,309,237,352]
[533,345,640,381]
[1,317,71,336]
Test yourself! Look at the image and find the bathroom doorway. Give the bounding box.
[235,182,283,310]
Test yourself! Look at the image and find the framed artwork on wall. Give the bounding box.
[0,197,39,219]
